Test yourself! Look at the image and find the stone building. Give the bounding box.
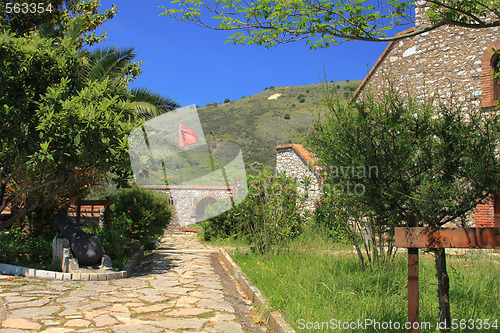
[353,5,499,110]
[275,144,320,211]
[354,3,500,227]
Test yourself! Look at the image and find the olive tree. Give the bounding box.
[310,85,500,329]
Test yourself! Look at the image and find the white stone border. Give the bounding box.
[218,249,296,333]
[0,246,144,281]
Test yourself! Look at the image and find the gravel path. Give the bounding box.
[0,232,268,332]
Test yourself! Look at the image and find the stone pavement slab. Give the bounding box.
[0,232,268,332]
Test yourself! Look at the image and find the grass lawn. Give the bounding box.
[231,234,499,332]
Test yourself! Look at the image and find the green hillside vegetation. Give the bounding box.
[197,80,361,171]
[140,80,361,185]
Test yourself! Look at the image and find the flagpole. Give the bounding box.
[178,119,182,185]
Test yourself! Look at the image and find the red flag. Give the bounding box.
[179,121,198,147]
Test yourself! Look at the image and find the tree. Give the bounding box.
[1,0,65,36]
[0,4,179,232]
[80,45,180,187]
[0,26,138,231]
[0,0,117,47]
[309,85,500,330]
[160,0,500,48]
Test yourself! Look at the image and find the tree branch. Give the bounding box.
[0,178,61,214]
[425,0,485,25]
[0,175,74,232]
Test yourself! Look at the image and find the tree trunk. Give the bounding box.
[434,248,451,332]
[342,220,366,269]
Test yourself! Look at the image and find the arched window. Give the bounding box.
[481,43,500,108]
[492,53,500,102]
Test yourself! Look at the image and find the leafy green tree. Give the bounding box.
[0,27,135,232]
[0,5,178,232]
[1,0,117,47]
[160,1,500,48]
[309,85,500,329]
[80,46,179,187]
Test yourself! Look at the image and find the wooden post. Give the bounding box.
[408,247,419,332]
[396,226,500,333]
[407,217,419,333]
[76,204,81,227]
[494,192,500,228]
[105,196,111,230]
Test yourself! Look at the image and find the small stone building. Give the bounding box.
[354,3,500,227]
[275,144,320,211]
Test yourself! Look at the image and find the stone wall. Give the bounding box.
[355,9,500,227]
[142,185,231,227]
[275,144,320,211]
[354,10,499,110]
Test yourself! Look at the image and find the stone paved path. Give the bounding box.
[0,233,268,332]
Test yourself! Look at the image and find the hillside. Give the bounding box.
[197,80,361,171]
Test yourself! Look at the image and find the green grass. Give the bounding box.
[231,235,499,332]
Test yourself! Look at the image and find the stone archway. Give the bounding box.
[192,197,217,223]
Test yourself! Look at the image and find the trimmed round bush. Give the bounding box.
[109,186,172,247]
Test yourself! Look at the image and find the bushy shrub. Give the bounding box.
[0,225,58,270]
[314,193,352,244]
[284,113,291,119]
[201,168,309,253]
[200,202,247,242]
[108,186,172,248]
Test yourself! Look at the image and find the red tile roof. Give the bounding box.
[275,144,317,167]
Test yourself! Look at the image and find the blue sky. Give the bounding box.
[94,0,396,107]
